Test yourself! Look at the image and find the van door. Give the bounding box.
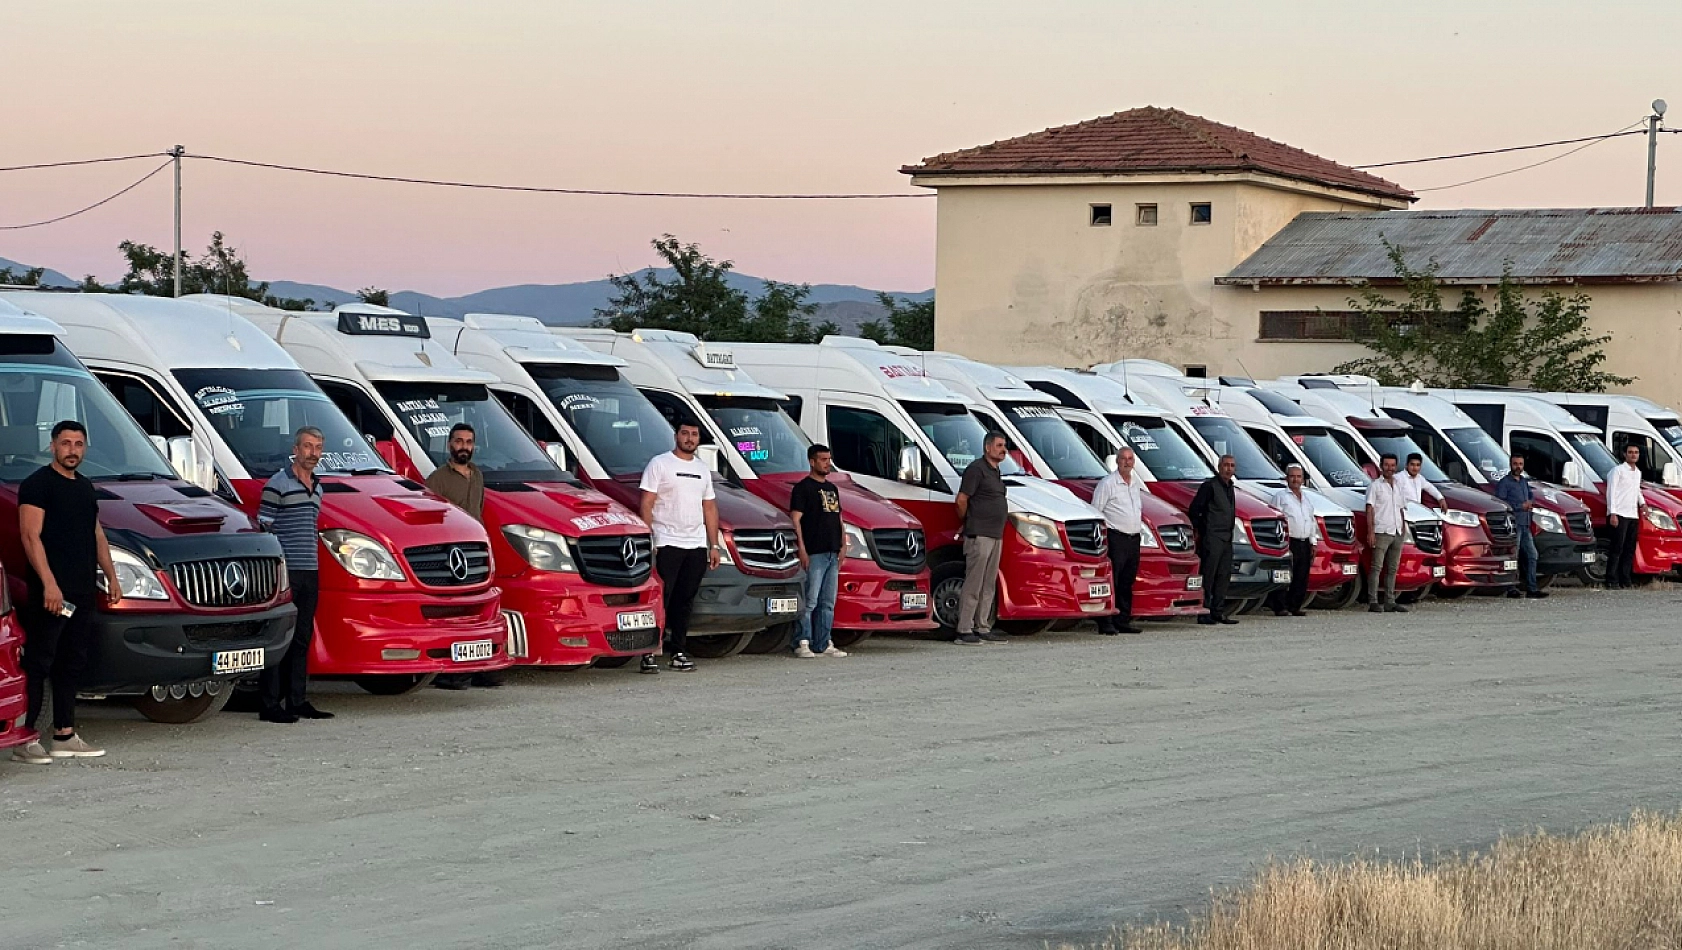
[1510,429,1571,483]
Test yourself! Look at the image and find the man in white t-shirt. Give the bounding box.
[639,423,720,672]
[1400,453,1446,512]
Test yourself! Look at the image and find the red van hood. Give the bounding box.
[1436,482,1508,514]
[94,481,260,538]
[599,474,793,530]
[230,474,492,549]
[485,480,646,537]
[1143,478,1279,521]
[744,471,921,530]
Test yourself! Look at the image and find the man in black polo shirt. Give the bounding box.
[953,431,1009,645]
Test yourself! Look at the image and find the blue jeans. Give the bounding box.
[796,551,839,653]
[1517,526,1539,592]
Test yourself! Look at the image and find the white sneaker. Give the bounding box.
[11,740,51,764]
[793,640,817,658]
[820,645,849,658]
[48,734,105,758]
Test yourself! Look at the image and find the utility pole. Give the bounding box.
[171,145,185,296]
[1647,101,1666,209]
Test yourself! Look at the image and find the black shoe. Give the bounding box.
[669,653,696,672]
[1272,609,1290,617]
[432,675,472,690]
[639,655,660,674]
[470,672,505,689]
[1369,604,1384,613]
[1385,603,1408,613]
[1506,588,1523,599]
[1290,610,1308,617]
[291,702,334,720]
[953,633,983,645]
[1197,614,1218,625]
[1218,616,1239,625]
[1526,590,1549,599]
[259,707,299,724]
[1118,624,1143,634]
[1095,626,1120,636]
[977,631,1008,642]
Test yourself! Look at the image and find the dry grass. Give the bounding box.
[1063,812,1682,950]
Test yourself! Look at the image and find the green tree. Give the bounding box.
[357,287,390,306]
[0,266,44,286]
[1333,243,1633,392]
[859,293,934,350]
[595,234,838,344]
[106,232,314,310]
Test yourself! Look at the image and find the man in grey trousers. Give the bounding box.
[1365,452,1409,613]
[953,431,1010,644]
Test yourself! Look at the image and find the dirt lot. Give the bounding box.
[3,583,1680,950]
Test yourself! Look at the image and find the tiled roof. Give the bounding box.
[1220,208,1682,285]
[901,106,1413,203]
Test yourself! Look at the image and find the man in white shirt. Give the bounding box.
[1091,447,1144,635]
[1268,464,1319,617]
[1400,453,1446,512]
[1605,443,1647,589]
[639,423,721,672]
[1365,453,1409,613]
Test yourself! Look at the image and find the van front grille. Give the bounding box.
[573,534,653,587]
[168,557,283,608]
[1411,522,1444,554]
[870,528,927,574]
[732,529,800,572]
[1157,524,1194,552]
[403,542,493,587]
[1248,518,1288,552]
[1064,519,1107,558]
[1322,516,1355,546]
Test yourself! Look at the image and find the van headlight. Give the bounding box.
[1531,509,1565,534]
[502,525,580,572]
[1231,518,1251,548]
[99,547,169,600]
[320,529,406,581]
[1442,509,1480,527]
[842,523,873,560]
[1139,524,1160,548]
[1645,508,1678,532]
[1009,512,1064,551]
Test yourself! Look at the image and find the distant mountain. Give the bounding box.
[0,256,77,288]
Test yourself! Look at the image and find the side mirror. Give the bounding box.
[1000,457,1025,476]
[896,445,923,484]
[696,443,723,475]
[165,436,215,491]
[1362,462,1379,479]
[1562,459,1584,488]
[1104,453,1118,472]
[541,441,568,471]
[1665,461,1680,488]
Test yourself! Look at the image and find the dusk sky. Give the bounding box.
[7,0,1679,295]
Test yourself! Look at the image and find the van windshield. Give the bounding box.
[373,381,565,483]
[696,395,810,476]
[0,341,176,482]
[1187,415,1283,480]
[1653,417,1682,455]
[174,367,391,478]
[1106,414,1212,481]
[1362,432,1449,482]
[997,401,1107,479]
[1445,427,1509,482]
[904,401,990,472]
[526,364,674,478]
[1292,428,1369,488]
[1567,431,1618,481]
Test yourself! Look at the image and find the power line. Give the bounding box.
[1354,130,1649,169]
[186,152,934,199]
[0,152,169,173]
[0,160,173,231]
[1411,119,1652,194]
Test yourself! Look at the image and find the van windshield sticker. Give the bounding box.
[1008,406,1058,419]
[193,386,244,417]
[1121,424,1159,451]
[337,312,429,338]
[561,393,600,410]
[394,398,450,438]
[572,511,646,532]
[881,364,928,379]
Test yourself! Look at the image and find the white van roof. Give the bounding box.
[0,295,66,337]
[726,337,972,405]
[911,352,1059,406]
[13,292,296,371]
[1433,389,1600,435]
[1006,366,1141,414]
[556,327,785,400]
[436,314,627,370]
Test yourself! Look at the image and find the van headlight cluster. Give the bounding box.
[1441,509,1480,528]
[502,525,580,572]
[1645,508,1679,532]
[321,529,406,580]
[843,523,873,560]
[1531,509,1565,534]
[99,547,169,600]
[1009,512,1063,551]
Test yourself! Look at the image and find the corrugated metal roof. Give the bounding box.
[1220,207,1682,285]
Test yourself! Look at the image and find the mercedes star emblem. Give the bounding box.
[447,546,471,581]
[222,561,249,599]
[906,531,922,560]
[621,536,639,569]
[771,531,793,562]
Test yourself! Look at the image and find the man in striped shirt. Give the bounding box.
[257,427,334,723]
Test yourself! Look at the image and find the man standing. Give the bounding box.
[639,423,720,672]
[1188,455,1239,626]
[1091,447,1144,635]
[257,426,334,723]
[953,431,1009,645]
[1268,464,1319,617]
[426,423,501,689]
[11,421,119,764]
[1400,453,1446,513]
[1365,453,1409,613]
[1605,443,1646,589]
[1493,453,1547,599]
[789,444,847,658]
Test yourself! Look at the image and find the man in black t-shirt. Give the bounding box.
[953,431,1009,645]
[11,421,120,764]
[789,444,847,658]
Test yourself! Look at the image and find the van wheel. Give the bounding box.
[996,619,1052,636]
[1434,585,1471,600]
[1223,598,1254,616]
[590,655,634,669]
[1049,620,1084,632]
[929,562,967,633]
[133,682,235,724]
[1311,580,1360,610]
[743,623,793,655]
[1576,540,1609,585]
[1396,588,1425,605]
[685,632,754,659]
[831,629,872,649]
[1534,572,1554,590]
[355,674,437,696]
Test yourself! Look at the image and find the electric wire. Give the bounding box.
[0,160,173,230]
[1354,130,1649,169]
[1410,118,1653,194]
[0,152,170,173]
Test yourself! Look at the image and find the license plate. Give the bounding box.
[900,592,928,609]
[1502,559,1518,571]
[1088,582,1112,599]
[211,648,264,675]
[1341,563,1359,576]
[767,597,799,615]
[1582,551,1598,564]
[1433,566,1447,578]
[1272,570,1292,584]
[1186,576,1203,590]
[616,609,657,631]
[451,639,496,662]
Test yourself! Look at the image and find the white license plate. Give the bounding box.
[451,639,496,662]
[616,609,657,631]
[212,648,264,675]
[1272,570,1292,584]
[1088,582,1112,599]
[1341,563,1359,576]
[900,592,928,609]
[1582,551,1598,564]
[767,597,799,615]
[1433,566,1447,578]
[1186,576,1203,590]
[1502,559,1518,571]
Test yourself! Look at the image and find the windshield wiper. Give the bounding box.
[114,472,163,481]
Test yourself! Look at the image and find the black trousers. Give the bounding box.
[656,546,709,654]
[1200,537,1233,615]
[1099,530,1141,631]
[262,570,318,711]
[1608,516,1640,586]
[1268,538,1313,613]
[21,588,98,733]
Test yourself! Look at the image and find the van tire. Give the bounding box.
[685,632,755,659]
[995,619,1052,636]
[590,655,635,669]
[929,561,968,633]
[354,673,437,696]
[1576,539,1609,585]
[133,682,235,724]
[831,628,872,648]
[742,623,793,655]
[1311,580,1361,610]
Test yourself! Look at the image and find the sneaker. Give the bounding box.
[669,653,696,672]
[793,640,817,658]
[48,734,105,758]
[977,631,1008,642]
[820,645,849,658]
[639,654,660,675]
[259,707,299,724]
[1526,590,1549,599]
[11,741,50,765]
[953,633,983,645]
[1217,616,1239,625]
[291,702,335,720]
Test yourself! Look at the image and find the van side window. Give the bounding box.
[780,395,803,425]
[1245,426,1295,474]
[826,405,909,481]
[1511,430,1569,483]
[1064,418,1114,460]
[1330,430,1368,464]
[1613,432,1666,482]
[315,380,395,443]
[1384,409,1469,483]
[638,390,714,444]
[95,372,192,439]
[494,390,564,444]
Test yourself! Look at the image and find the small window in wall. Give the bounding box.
[1184,365,1208,378]
[1190,203,1213,225]
[1135,204,1158,226]
[1089,204,1113,227]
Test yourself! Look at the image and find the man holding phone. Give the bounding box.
[11,421,119,764]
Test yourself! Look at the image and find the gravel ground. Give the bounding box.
[3,582,1680,950]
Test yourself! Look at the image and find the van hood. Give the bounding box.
[1146,478,1286,523]
[485,479,647,537]
[999,475,1103,523]
[93,481,260,536]
[308,474,493,549]
[603,473,793,530]
[744,471,921,530]
[1236,480,1353,518]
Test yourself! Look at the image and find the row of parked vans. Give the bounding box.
[0,289,1677,749]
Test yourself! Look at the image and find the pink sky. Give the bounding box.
[6,0,1679,296]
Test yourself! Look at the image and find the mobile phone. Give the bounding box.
[57,601,75,619]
